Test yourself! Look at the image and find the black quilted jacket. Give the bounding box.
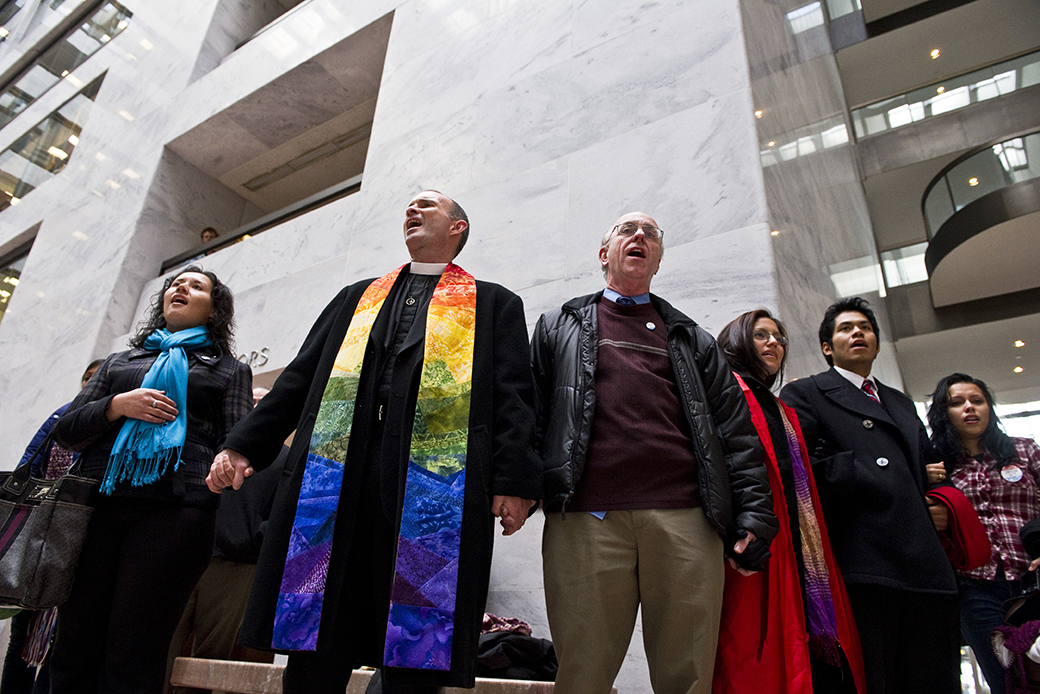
[530,291,777,542]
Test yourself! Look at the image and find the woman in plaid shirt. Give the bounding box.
[50,266,253,694]
[928,373,1040,694]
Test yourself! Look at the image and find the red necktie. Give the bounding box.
[862,379,880,404]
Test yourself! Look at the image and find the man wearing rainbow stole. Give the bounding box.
[207,192,541,694]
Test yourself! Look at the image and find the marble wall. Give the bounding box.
[739,0,904,387]
[0,0,779,690]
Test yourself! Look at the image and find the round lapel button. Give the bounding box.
[876,457,889,467]
[863,419,874,429]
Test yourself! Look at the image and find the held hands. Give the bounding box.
[206,449,253,493]
[927,497,949,533]
[926,462,948,484]
[492,495,536,536]
[727,528,771,576]
[107,388,177,424]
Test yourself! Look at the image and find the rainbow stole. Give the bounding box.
[271,264,476,674]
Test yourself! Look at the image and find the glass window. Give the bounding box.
[786,2,824,34]
[0,248,26,327]
[881,242,929,287]
[0,1,129,130]
[0,75,101,210]
[825,0,861,19]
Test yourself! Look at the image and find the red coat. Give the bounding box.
[713,375,866,694]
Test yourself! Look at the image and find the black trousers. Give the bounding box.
[48,499,215,694]
[845,583,961,694]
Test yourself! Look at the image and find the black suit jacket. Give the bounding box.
[781,368,956,594]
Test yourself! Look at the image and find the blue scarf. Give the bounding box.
[101,327,212,494]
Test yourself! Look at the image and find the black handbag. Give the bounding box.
[0,433,98,609]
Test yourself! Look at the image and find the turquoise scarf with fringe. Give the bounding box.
[101,326,211,494]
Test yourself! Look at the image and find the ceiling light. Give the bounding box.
[767,141,775,147]
[1014,366,1024,373]
[68,135,78,145]
[100,34,110,43]
[968,177,979,186]
[1015,340,1026,347]
[930,49,940,59]
[770,230,780,237]
[9,197,19,205]
[139,38,153,50]
[936,86,945,94]
[117,110,134,121]
[754,110,763,118]
[47,146,68,160]
[6,277,17,285]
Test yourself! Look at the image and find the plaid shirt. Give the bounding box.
[950,437,1040,581]
[54,345,253,506]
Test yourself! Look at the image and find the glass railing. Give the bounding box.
[922,130,1040,236]
[0,1,129,131]
[851,51,1040,139]
[0,73,101,211]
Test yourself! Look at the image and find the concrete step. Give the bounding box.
[171,658,609,694]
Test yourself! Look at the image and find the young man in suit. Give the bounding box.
[780,297,959,694]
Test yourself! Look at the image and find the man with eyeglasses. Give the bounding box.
[530,211,777,693]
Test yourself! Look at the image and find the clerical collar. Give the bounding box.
[833,365,876,391]
[409,261,448,276]
[603,288,650,305]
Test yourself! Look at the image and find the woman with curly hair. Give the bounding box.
[928,373,1040,694]
[49,267,253,694]
[714,309,865,694]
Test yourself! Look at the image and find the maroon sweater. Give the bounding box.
[570,298,700,511]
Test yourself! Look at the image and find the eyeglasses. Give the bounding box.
[753,330,788,346]
[612,222,664,240]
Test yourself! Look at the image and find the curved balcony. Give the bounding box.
[922,130,1040,308]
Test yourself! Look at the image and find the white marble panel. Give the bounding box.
[650,222,778,335]
[453,159,570,292]
[473,0,750,181]
[377,0,574,140]
[566,90,768,253]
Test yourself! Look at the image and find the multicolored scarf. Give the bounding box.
[102,326,211,495]
[777,404,841,664]
[272,264,476,674]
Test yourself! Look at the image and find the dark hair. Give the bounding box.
[818,296,880,367]
[81,359,104,382]
[718,309,788,388]
[200,227,218,239]
[129,266,236,355]
[927,372,1016,470]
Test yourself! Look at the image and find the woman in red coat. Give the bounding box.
[714,309,865,694]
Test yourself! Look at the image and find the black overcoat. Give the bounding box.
[223,267,542,687]
[780,368,956,594]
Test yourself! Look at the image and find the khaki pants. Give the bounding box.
[543,508,724,694]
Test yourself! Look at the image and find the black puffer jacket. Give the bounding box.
[530,292,777,541]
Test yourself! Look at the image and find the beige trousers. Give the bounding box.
[543,508,724,694]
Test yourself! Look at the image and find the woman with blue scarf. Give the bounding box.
[49,267,253,694]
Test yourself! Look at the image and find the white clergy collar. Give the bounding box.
[409,262,447,276]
